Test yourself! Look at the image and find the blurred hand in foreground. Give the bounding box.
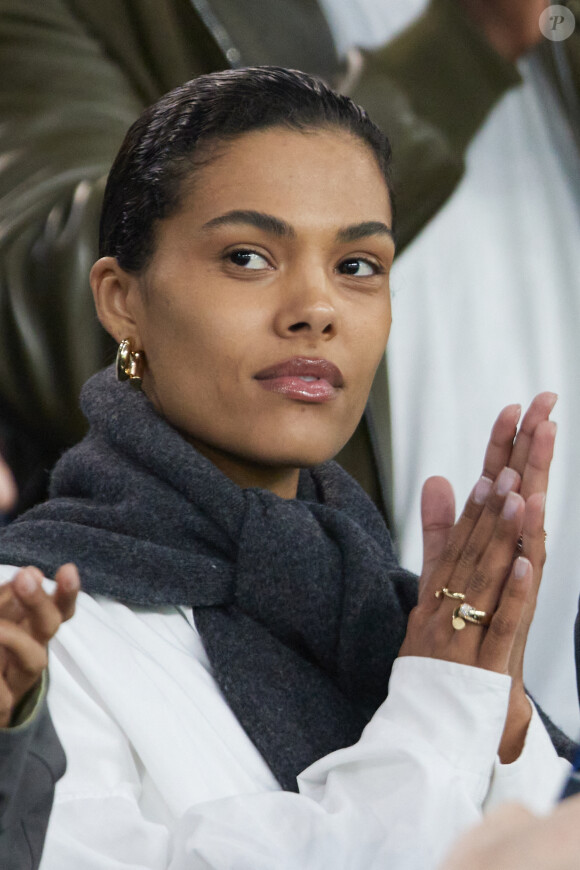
[440,796,580,870]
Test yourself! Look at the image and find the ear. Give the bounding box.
[90,257,143,346]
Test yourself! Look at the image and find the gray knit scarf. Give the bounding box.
[0,366,418,790]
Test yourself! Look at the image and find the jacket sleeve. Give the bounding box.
[0,677,66,870]
[0,0,147,440]
[348,0,522,252]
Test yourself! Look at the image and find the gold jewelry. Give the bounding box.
[452,602,492,631]
[516,530,548,554]
[435,587,465,601]
[116,339,144,389]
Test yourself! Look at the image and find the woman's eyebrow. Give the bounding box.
[201,211,394,245]
[336,221,394,243]
[201,210,295,238]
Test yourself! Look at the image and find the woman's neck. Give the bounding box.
[187,438,300,498]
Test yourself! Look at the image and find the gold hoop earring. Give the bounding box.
[116,339,144,389]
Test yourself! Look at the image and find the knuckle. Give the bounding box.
[467,567,491,596]
[458,540,480,568]
[504,584,525,606]
[489,613,516,640]
[462,501,481,522]
[440,540,462,566]
[35,649,48,673]
[492,519,512,542]
[21,649,47,678]
[35,613,61,644]
[405,607,424,634]
[485,494,503,518]
[432,621,451,647]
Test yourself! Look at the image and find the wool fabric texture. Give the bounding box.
[0,367,418,791]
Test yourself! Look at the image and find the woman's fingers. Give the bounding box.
[419,476,456,601]
[0,582,26,622]
[478,556,532,672]
[481,403,522,482]
[508,393,557,478]
[410,396,554,680]
[422,468,520,607]
[0,621,47,678]
[52,563,80,621]
[0,562,80,726]
[11,563,79,643]
[507,492,547,680]
[420,395,555,609]
[411,464,530,675]
[481,393,557,498]
[0,621,47,726]
[460,483,524,612]
[517,419,556,501]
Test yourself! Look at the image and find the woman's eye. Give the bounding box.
[338,258,378,277]
[228,250,270,270]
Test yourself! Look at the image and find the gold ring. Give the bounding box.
[516,531,548,553]
[452,602,492,631]
[435,587,465,601]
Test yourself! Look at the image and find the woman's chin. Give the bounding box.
[255,440,348,469]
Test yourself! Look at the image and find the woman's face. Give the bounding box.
[96,126,394,495]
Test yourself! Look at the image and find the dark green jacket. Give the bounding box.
[0,0,530,519]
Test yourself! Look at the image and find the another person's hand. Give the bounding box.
[0,563,79,727]
[399,394,557,762]
[458,0,548,61]
[440,797,580,870]
[0,454,17,514]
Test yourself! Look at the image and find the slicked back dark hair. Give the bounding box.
[99,66,394,273]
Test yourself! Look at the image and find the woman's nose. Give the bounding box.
[273,272,337,340]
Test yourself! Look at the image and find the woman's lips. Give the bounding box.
[254,357,343,404]
[257,376,338,402]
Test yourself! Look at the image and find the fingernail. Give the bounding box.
[496,467,519,496]
[61,573,78,592]
[546,392,558,412]
[15,570,37,596]
[515,556,530,580]
[537,493,546,513]
[473,476,493,505]
[502,491,521,520]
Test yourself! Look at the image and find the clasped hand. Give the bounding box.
[400,393,557,762]
[0,564,79,727]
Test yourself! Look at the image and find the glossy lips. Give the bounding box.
[254,357,343,403]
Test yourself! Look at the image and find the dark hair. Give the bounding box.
[99,66,394,273]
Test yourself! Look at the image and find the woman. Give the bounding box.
[0,67,571,869]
